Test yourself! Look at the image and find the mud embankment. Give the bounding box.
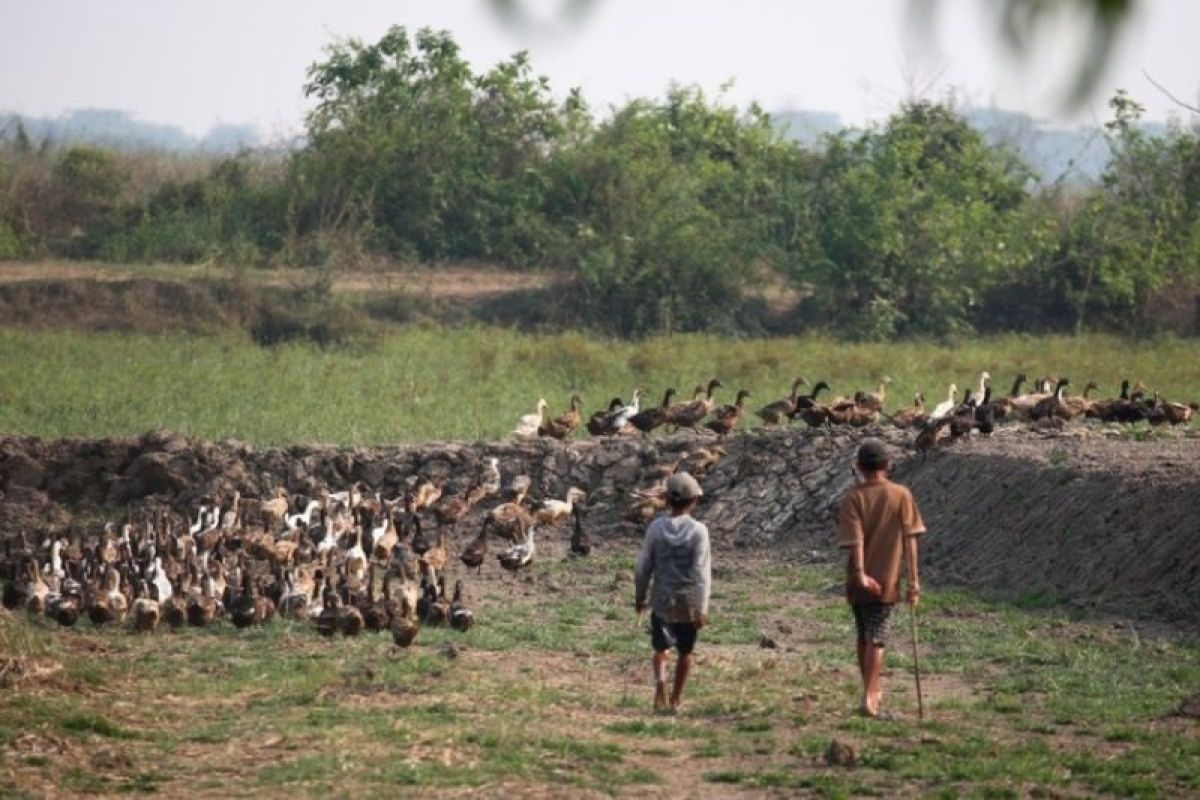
[1,428,1197,626]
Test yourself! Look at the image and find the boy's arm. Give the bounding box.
[838,495,881,597]
[633,526,655,612]
[905,534,920,605]
[903,491,925,605]
[846,543,882,597]
[695,526,712,625]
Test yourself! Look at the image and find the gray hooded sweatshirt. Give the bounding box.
[634,514,712,622]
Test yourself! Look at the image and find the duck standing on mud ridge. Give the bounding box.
[930,384,958,421]
[628,388,677,434]
[668,379,723,431]
[706,389,752,437]
[603,390,643,435]
[587,398,624,436]
[891,393,927,429]
[514,399,548,437]
[756,377,808,425]
[538,395,583,440]
[854,377,892,415]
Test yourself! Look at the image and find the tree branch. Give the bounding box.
[1142,70,1200,115]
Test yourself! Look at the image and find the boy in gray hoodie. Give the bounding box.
[634,472,712,712]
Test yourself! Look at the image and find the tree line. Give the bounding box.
[1,26,1197,339]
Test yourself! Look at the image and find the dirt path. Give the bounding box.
[0,260,560,302]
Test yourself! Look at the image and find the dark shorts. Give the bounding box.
[852,603,895,647]
[650,612,698,656]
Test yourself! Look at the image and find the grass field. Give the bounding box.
[0,327,1196,445]
[2,552,1197,798]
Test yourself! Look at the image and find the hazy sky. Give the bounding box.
[1,0,1196,138]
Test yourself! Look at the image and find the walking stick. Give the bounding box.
[908,598,926,721]
[903,541,926,721]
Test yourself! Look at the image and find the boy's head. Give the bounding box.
[856,439,889,474]
[665,472,703,513]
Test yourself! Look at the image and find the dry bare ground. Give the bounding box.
[0,260,795,318]
[0,260,559,302]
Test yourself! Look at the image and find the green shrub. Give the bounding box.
[0,219,23,259]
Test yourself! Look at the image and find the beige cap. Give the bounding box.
[666,472,703,501]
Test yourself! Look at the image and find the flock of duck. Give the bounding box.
[515,373,1197,450]
[3,371,1194,643]
[1,456,598,647]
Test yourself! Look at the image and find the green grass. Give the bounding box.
[0,327,1196,445]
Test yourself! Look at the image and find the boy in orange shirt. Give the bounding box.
[837,439,925,717]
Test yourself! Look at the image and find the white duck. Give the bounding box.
[198,506,221,536]
[220,491,241,530]
[118,523,135,556]
[105,566,128,620]
[345,528,368,583]
[149,556,173,604]
[286,500,322,532]
[514,399,549,437]
[931,384,958,420]
[976,372,992,406]
[369,509,391,553]
[534,488,587,527]
[277,570,310,619]
[189,505,211,536]
[44,537,66,582]
[315,525,339,557]
[608,389,643,432]
[497,525,536,572]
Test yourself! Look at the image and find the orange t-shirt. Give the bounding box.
[836,479,926,604]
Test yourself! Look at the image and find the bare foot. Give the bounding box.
[654,682,668,711]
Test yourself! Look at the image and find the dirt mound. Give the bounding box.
[1,427,1198,626]
[891,431,1200,623]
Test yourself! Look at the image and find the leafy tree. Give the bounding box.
[294,26,565,264]
[796,101,1042,338]
[50,146,129,257]
[1046,92,1200,331]
[548,85,791,335]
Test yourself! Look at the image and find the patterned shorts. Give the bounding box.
[650,612,698,655]
[852,603,895,647]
